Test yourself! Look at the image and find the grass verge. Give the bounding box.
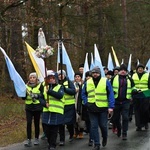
[0,94,42,147]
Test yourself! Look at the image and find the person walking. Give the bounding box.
[111,64,136,140]
[132,64,150,131]
[73,72,85,139]
[57,70,76,146]
[23,72,43,147]
[82,67,115,150]
[39,71,64,150]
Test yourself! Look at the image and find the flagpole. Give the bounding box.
[59,29,63,81]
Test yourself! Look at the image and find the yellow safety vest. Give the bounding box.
[132,73,149,91]
[87,77,108,107]
[112,75,132,99]
[43,84,64,114]
[25,84,41,104]
[63,81,75,105]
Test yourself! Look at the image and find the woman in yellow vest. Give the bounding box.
[23,72,42,147]
[57,70,76,146]
[132,64,150,131]
[39,71,64,150]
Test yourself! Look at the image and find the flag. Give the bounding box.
[127,54,132,72]
[137,59,140,65]
[90,53,95,70]
[0,47,26,97]
[82,53,89,80]
[145,58,150,72]
[111,46,120,67]
[94,44,105,77]
[57,42,74,81]
[25,41,45,82]
[121,59,124,65]
[107,53,114,71]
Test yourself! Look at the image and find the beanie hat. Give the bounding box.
[57,70,66,76]
[91,67,101,74]
[136,64,145,70]
[29,72,37,78]
[47,70,55,76]
[119,64,127,71]
[74,72,82,78]
[113,66,120,71]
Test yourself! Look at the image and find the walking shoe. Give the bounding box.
[78,132,83,139]
[102,138,107,147]
[41,132,47,140]
[34,138,39,145]
[136,127,142,131]
[59,141,65,146]
[92,145,100,150]
[145,124,149,130]
[88,139,93,146]
[122,135,127,140]
[69,137,73,142]
[24,139,32,147]
[112,127,118,134]
[73,134,78,138]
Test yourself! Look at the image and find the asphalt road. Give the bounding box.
[0,119,150,150]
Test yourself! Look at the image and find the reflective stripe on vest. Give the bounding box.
[87,77,108,107]
[112,75,132,99]
[25,84,41,104]
[43,84,64,114]
[132,73,149,91]
[63,81,75,105]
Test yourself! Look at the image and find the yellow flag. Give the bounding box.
[111,46,120,67]
[25,41,45,82]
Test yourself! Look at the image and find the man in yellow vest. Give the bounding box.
[23,72,42,147]
[111,64,136,140]
[39,71,64,150]
[82,67,115,150]
[132,64,150,131]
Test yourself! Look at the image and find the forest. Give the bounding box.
[0,0,150,95]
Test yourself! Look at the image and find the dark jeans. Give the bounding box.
[113,102,130,135]
[59,124,74,141]
[88,110,108,146]
[26,110,41,139]
[44,124,58,148]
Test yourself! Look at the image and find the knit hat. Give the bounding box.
[57,70,66,76]
[29,72,37,78]
[91,67,101,74]
[47,70,55,76]
[136,64,145,70]
[113,66,120,71]
[119,64,127,71]
[74,72,82,78]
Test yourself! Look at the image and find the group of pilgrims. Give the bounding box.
[22,63,150,150]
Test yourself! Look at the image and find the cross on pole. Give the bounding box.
[49,30,71,78]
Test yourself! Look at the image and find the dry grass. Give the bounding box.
[0,94,42,147]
